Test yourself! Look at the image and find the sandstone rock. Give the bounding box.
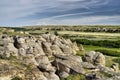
[42,42,52,57]
[83,51,105,66]
[38,36,46,42]
[27,68,48,80]
[44,72,60,80]
[60,45,73,54]
[49,34,56,42]
[86,72,102,80]
[97,65,120,76]
[23,54,37,65]
[0,34,85,80]
[18,48,26,57]
[42,34,51,42]
[94,52,105,65]
[5,43,18,57]
[111,63,119,72]
[72,41,79,51]
[26,47,34,54]
[53,54,85,74]
[81,62,95,69]
[79,44,84,51]
[51,45,63,55]
[59,71,69,78]
[82,51,96,63]
[35,55,50,65]
[33,43,45,56]
[14,37,25,49]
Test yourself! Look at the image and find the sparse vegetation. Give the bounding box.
[75,39,120,48]
[11,77,22,80]
[95,49,120,57]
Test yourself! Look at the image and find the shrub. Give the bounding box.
[95,49,120,57]
[74,39,120,48]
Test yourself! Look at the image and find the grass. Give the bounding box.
[76,45,120,68]
[113,57,120,69]
[11,77,22,80]
[26,30,120,40]
[83,45,120,52]
[58,31,120,37]
[76,45,120,57]
[58,31,120,40]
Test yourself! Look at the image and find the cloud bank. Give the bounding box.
[0,0,120,26]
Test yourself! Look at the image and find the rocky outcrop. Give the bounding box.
[0,34,79,80]
[0,34,120,80]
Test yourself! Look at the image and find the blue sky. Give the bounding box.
[0,0,120,27]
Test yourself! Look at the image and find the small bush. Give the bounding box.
[74,39,120,48]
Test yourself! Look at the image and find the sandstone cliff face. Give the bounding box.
[0,34,120,80]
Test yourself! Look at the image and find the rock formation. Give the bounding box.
[0,34,79,80]
[0,34,120,80]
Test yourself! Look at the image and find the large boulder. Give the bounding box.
[83,51,105,66]
[44,72,60,80]
[5,43,18,57]
[111,63,119,72]
[51,45,63,55]
[81,62,95,69]
[53,54,85,75]
[42,42,52,57]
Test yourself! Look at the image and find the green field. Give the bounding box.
[27,30,120,40]
[83,45,120,52]
[77,45,120,68]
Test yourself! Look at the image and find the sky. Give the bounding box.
[0,0,120,27]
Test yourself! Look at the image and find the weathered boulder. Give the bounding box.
[14,37,25,49]
[5,43,18,57]
[23,54,37,65]
[85,72,103,80]
[53,54,85,75]
[79,44,84,51]
[59,71,69,78]
[83,51,105,66]
[81,62,95,69]
[51,45,63,55]
[60,45,74,55]
[25,68,48,80]
[44,72,60,80]
[97,65,120,76]
[42,42,52,57]
[110,63,119,72]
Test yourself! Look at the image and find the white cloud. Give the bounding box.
[0,0,119,26]
[36,15,120,25]
[0,0,109,21]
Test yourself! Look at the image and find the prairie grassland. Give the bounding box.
[58,31,120,37]
[28,30,120,40]
[77,45,120,68]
